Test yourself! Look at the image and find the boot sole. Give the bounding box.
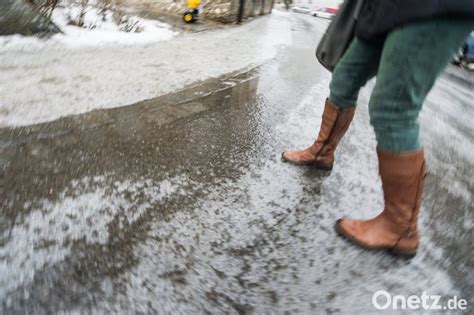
[281,153,333,171]
[335,220,417,259]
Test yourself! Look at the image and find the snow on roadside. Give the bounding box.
[0,10,293,127]
[0,5,177,52]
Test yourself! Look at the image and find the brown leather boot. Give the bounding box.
[282,99,355,170]
[335,148,426,258]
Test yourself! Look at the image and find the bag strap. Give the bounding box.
[354,0,364,20]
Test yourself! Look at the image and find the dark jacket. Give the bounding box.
[356,0,474,41]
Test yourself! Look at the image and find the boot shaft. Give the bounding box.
[378,148,426,233]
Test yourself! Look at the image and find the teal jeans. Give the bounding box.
[329,19,473,153]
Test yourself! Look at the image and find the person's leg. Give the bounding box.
[370,19,474,152]
[329,37,383,108]
[282,38,383,169]
[336,19,474,257]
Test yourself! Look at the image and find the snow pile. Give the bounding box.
[51,5,177,46]
[0,4,177,51]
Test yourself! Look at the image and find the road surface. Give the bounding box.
[1,11,473,314]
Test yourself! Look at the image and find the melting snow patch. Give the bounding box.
[0,174,186,300]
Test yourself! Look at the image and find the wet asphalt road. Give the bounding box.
[1,13,473,314]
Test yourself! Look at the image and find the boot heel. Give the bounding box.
[389,247,417,259]
[314,162,333,171]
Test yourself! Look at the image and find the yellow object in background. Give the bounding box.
[187,0,202,10]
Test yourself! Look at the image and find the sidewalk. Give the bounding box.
[0,10,292,128]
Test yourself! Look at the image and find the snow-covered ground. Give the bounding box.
[51,5,177,47]
[0,10,293,127]
[0,5,177,51]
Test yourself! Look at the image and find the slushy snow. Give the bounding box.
[0,10,294,127]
